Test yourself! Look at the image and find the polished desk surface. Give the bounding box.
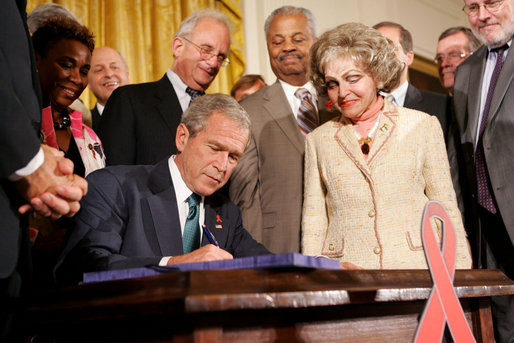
[27,268,514,320]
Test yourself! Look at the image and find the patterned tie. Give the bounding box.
[294,88,318,137]
[185,87,205,106]
[182,193,201,253]
[475,45,508,213]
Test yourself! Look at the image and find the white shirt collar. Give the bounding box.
[168,155,193,205]
[166,69,190,112]
[168,155,205,235]
[96,103,105,115]
[390,80,409,107]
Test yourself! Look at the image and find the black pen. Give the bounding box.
[202,224,219,247]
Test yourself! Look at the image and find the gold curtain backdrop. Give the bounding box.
[27,0,245,109]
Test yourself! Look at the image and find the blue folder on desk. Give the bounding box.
[82,253,341,284]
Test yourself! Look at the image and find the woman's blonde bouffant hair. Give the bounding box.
[310,22,403,96]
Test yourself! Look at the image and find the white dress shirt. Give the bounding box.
[475,40,512,148]
[166,69,193,112]
[159,155,205,265]
[8,147,44,181]
[96,103,105,115]
[385,80,409,107]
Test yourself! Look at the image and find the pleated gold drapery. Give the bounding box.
[27,0,245,108]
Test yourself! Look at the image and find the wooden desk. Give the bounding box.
[26,269,514,342]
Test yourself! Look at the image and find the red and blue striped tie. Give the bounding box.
[294,88,318,138]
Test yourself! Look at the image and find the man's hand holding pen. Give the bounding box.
[166,245,233,265]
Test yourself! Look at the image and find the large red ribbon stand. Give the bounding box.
[414,201,475,343]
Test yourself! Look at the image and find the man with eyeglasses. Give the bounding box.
[435,27,481,94]
[373,21,452,141]
[229,6,336,254]
[450,0,514,341]
[97,9,231,166]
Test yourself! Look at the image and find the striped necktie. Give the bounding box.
[182,193,201,253]
[294,88,318,137]
[186,87,205,106]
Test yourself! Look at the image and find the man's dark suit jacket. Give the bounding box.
[1,0,42,282]
[450,43,514,258]
[91,104,101,132]
[404,83,452,141]
[97,75,183,166]
[55,159,270,285]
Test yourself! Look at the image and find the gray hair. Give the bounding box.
[438,26,482,53]
[182,94,251,143]
[264,6,316,37]
[27,3,81,33]
[174,9,233,40]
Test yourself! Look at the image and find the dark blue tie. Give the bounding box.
[185,87,205,106]
[475,45,508,213]
[182,193,201,253]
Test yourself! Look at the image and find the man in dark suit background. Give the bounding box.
[88,46,130,131]
[98,9,232,166]
[451,0,514,341]
[435,26,481,95]
[55,94,269,285]
[1,0,88,338]
[374,21,452,141]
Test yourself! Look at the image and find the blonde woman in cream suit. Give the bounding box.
[301,23,471,270]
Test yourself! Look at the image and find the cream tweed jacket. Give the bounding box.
[301,101,472,269]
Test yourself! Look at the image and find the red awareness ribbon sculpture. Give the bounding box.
[414,201,475,343]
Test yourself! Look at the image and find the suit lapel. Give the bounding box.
[468,47,487,144]
[146,160,183,256]
[318,95,340,124]
[368,102,397,166]
[334,117,371,177]
[404,84,421,108]
[154,75,183,136]
[202,200,229,247]
[263,81,304,154]
[334,102,397,179]
[488,46,514,124]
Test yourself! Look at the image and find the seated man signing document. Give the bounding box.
[55,94,269,284]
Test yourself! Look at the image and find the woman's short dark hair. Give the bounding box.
[32,16,95,57]
[310,22,403,96]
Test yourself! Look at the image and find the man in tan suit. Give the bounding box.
[229,6,335,253]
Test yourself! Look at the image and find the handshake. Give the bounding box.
[16,144,88,220]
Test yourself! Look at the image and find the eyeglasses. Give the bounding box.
[462,0,504,16]
[434,51,470,64]
[181,37,230,67]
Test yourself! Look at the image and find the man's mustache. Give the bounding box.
[279,53,302,61]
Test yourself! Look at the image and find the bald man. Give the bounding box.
[88,46,130,131]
